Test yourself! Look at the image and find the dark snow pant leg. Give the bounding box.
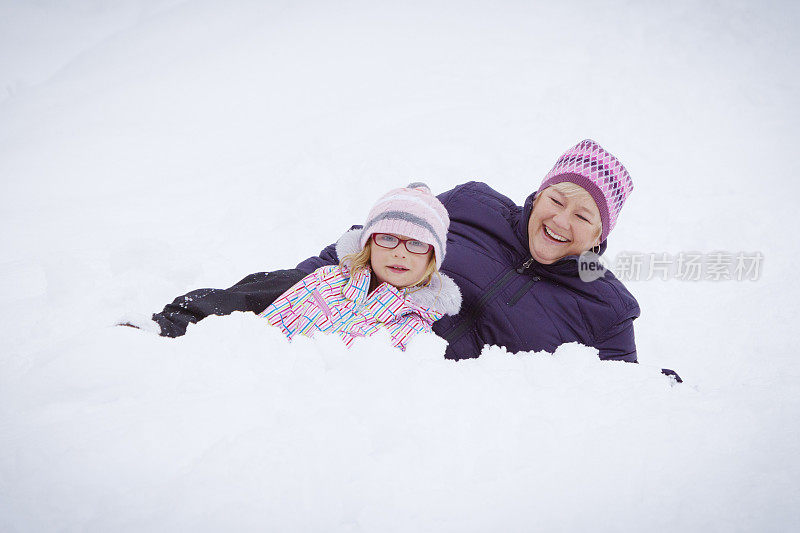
[152,269,308,337]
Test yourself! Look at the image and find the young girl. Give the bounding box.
[260,183,462,350]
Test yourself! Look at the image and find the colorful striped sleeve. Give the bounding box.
[260,267,334,337]
[388,312,435,351]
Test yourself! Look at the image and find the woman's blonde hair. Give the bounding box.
[342,240,438,288]
[534,182,603,244]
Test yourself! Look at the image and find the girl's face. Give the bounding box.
[527,185,602,264]
[370,233,433,288]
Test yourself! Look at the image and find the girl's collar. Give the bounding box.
[341,265,372,303]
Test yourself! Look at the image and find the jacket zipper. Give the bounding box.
[310,289,334,319]
[444,258,532,343]
[516,256,534,274]
[507,276,540,306]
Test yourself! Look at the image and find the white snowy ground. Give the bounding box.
[1,1,799,531]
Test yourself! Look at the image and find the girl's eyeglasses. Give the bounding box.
[371,233,432,255]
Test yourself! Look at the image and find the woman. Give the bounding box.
[143,139,645,365]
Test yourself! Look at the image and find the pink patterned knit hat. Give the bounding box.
[360,183,450,269]
[537,139,634,243]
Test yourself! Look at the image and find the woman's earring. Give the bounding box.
[591,243,601,255]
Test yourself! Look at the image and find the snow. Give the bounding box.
[1,0,799,530]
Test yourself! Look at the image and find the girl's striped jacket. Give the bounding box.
[260,229,462,350]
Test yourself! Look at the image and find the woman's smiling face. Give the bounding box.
[527,185,602,264]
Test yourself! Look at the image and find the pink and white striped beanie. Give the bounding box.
[360,183,450,269]
[537,139,634,242]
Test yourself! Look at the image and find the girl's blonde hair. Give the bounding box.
[342,240,438,288]
[534,182,603,244]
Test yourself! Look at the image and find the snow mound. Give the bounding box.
[0,314,709,532]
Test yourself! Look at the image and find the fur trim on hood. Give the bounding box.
[334,228,462,316]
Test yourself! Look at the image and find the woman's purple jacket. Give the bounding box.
[297,182,640,362]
